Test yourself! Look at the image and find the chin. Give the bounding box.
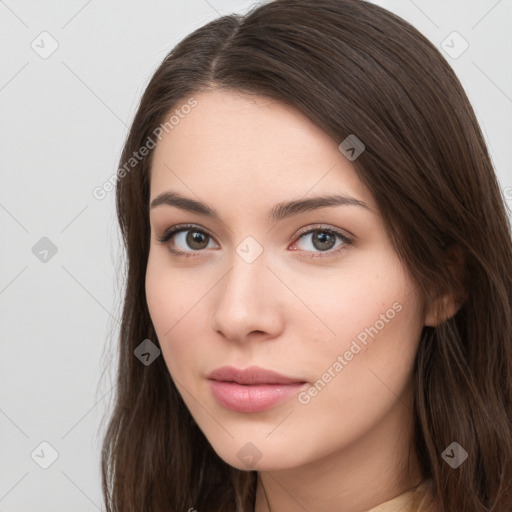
[208,438,307,473]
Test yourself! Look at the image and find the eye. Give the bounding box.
[290,225,352,258]
[156,224,217,258]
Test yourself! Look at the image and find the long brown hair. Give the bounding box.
[100,0,512,510]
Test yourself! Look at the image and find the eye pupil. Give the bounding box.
[187,231,208,250]
[313,231,336,251]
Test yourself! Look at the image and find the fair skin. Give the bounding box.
[146,89,453,512]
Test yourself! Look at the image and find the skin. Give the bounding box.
[145,89,453,512]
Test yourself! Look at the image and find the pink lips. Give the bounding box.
[207,365,307,413]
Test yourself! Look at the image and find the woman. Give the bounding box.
[101,0,512,510]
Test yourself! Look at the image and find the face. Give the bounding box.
[146,89,430,471]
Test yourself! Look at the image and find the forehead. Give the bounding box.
[149,89,375,213]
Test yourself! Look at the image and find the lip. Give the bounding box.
[208,365,305,385]
[207,365,308,413]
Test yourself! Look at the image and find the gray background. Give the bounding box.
[1,0,511,510]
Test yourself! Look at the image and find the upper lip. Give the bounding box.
[207,365,306,385]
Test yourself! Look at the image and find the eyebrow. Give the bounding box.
[149,191,371,222]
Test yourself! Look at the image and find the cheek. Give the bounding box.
[288,282,424,454]
[145,253,215,381]
[301,255,424,402]
[145,250,199,328]
[146,256,173,329]
[296,254,419,353]
[145,256,189,367]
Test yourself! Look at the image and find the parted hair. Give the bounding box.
[101,1,512,510]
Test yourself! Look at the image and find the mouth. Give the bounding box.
[207,365,308,413]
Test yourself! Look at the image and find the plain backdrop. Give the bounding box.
[1,0,511,510]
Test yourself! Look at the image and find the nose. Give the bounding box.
[210,251,284,343]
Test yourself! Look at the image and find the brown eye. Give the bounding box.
[157,224,217,257]
[291,226,353,258]
[185,230,209,250]
[311,231,337,251]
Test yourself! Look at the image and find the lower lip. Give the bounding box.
[208,380,306,413]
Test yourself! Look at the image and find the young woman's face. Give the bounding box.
[146,89,432,471]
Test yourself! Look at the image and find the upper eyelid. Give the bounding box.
[295,224,352,238]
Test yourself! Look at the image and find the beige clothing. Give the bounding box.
[365,479,436,512]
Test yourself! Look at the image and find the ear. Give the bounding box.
[424,245,467,327]
[424,292,463,327]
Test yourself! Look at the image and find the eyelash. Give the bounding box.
[156,223,353,259]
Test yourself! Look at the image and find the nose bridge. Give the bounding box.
[221,231,269,297]
[220,244,269,311]
[211,240,280,340]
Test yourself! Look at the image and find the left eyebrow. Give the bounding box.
[149,191,372,222]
